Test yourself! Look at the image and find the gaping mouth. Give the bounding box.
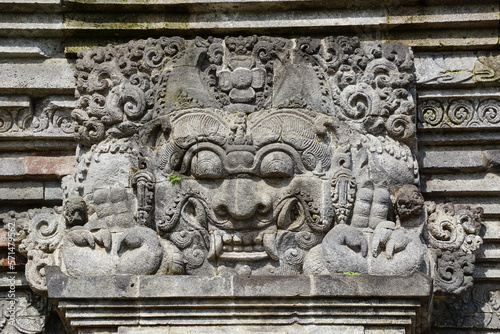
[208,231,277,262]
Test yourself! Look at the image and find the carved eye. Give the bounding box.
[191,150,223,178]
[260,151,294,178]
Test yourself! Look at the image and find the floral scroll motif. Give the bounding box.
[425,203,484,294]
[418,97,500,129]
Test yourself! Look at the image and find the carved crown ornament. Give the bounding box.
[5,36,483,296]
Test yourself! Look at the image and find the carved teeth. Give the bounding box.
[263,233,279,260]
[242,234,253,245]
[217,232,275,256]
[233,235,242,245]
[222,234,232,244]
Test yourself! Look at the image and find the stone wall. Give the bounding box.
[0,1,499,333]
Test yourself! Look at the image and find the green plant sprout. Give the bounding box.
[168,173,182,184]
[343,272,360,276]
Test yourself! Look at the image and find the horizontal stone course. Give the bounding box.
[0,59,75,94]
[0,180,44,200]
[0,154,74,177]
[46,268,432,299]
[421,172,500,195]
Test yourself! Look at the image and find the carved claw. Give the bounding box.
[334,224,368,257]
[371,221,395,258]
[116,229,143,254]
[93,229,112,251]
[385,229,412,259]
[67,229,95,248]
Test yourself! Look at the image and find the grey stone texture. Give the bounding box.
[53,35,432,281]
[45,267,431,334]
[0,1,499,334]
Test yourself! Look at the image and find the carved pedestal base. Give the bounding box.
[46,268,432,334]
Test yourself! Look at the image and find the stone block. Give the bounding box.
[0,38,64,58]
[485,150,500,171]
[0,59,75,94]
[0,181,44,200]
[474,263,500,279]
[23,155,74,176]
[140,275,232,297]
[233,275,310,297]
[419,148,484,171]
[312,272,432,297]
[119,325,365,334]
[44,181,63,201]
[0,157,24,176]
[476,242,500,261]
[421,173,500,195]
[46,269,139,299]
[483,220,500,241]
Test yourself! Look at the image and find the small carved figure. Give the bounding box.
[63,195,87,226]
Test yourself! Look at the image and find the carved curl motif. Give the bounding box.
[425,203,484,294]
[418,97,500,129]
[1,208,64,295]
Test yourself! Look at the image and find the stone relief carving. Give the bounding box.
[12,36,484,295]
[415,52,500,85]
[418,96,500,129]
[2,208,64,295]
[0,96,75,137]
[424,202,484,295]
[433,283,500,330]
[0,290,48,334]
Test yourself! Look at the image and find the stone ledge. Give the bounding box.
[46,267,432,299]
[46,268,432,334]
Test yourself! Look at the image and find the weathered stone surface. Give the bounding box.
[418,94,500,130]
[1,2,499,334]
[24,155,74,176]
[0,60,75,94]
[0,157,25,177]
[419,148,485,172]
[0,289,49,334]
[53,35,429,280]
[422,173,500,195]
[60,3,499,50]
[416,52,500,86]
[0,38,64,58]
[118,325,366,334]
[44,268,431,333]
[0,181,44,200]
[44,181,64,201]
[46,268,432,298]
[5,39,481,334]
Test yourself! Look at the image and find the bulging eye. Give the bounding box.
[260,151,294,178]
[191,150,223,178]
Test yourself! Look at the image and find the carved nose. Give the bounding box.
[213,178,271,220]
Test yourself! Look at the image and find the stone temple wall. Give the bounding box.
[0,1,499,333]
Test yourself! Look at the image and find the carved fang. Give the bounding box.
[263,233,279,261]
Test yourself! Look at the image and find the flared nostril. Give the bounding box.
[256,202,271,215]
[215,204,229,217]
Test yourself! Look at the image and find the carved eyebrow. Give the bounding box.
[178,141,309,177]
